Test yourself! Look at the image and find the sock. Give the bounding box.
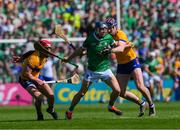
[68,109,73,113]
[140,101,146,106]
[108,105,113,109]
[48,106,54,112]
[149,104,154,108]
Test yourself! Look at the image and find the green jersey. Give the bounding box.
[83,32,114,72]
[146,59,160,75]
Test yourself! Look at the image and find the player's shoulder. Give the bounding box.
[104,33,113,39]
[84,32,94,42]
[116,29,128,40]
[28,51,38,59]
[117,29,127,36]
[26,51,39,65]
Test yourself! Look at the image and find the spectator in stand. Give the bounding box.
[138,41,149,64]
[144,52,164,101]
[165,54,180,102]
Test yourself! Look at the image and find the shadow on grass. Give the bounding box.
[0,118,65,123]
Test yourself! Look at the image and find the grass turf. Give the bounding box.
[0,102,180,129]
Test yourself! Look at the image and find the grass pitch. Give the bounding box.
[0,102,180,129]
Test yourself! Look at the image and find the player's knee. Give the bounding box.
[136,81,144,90]
[113,87,121,94]
[35,94,44,102]
[120,91,125,97]
[78,91,86,97]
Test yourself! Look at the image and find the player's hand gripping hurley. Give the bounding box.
[55,24,76,50]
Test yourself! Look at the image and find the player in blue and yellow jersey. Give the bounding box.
[63,22,130,120]
[104,18,155,116]
[16,40,58,120]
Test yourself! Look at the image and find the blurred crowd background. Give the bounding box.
[0,0,179,100]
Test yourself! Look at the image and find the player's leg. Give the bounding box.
[132,68,156,116]
[165,77,179,102]
[156,76,163,101]
[116,74,146,116]
[66,79,91,119]
[26,86,44,120]
[19,78,44,120]
[70,79,91,111]
[149,78,154,100]
[116,74,142,105]
[38,83,58,120]
[103,72,122,115]
[116,61,146,116]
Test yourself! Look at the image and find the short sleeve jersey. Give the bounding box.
[20,51,47,80]
[83,32,114,72]
[113,29,136,64]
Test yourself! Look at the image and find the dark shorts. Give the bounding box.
[38,75,53,81]
[174,75,180,82]
[19,77,38,89]
[117,58,141,74]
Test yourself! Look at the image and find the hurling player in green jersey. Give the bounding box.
[63,22,127,120]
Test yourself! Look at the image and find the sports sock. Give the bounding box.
[68,109,73,113]
[149,104,154,108]
[108,105,113,109]
[140,101,146,106]
[48,106,54,112]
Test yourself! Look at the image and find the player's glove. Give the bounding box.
[98,46,112,56]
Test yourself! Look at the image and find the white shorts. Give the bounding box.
[83,69,114,83]
[142,71,150,88]
[149,75,161,84]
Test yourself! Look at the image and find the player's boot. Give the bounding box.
[138,101,146,117]
[46,108,58,120]
[65,111,73,120]
[149,104,156,116]
[108,106,123,116]
[37,114,44,121]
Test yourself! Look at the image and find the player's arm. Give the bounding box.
[111,30,134,53]
[12,50,35,63]
[100,41,131,55]
[63,47,86,62]
[23,65,44,86]
[111,41,132,53]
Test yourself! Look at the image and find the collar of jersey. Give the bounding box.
[93,32,100,41]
